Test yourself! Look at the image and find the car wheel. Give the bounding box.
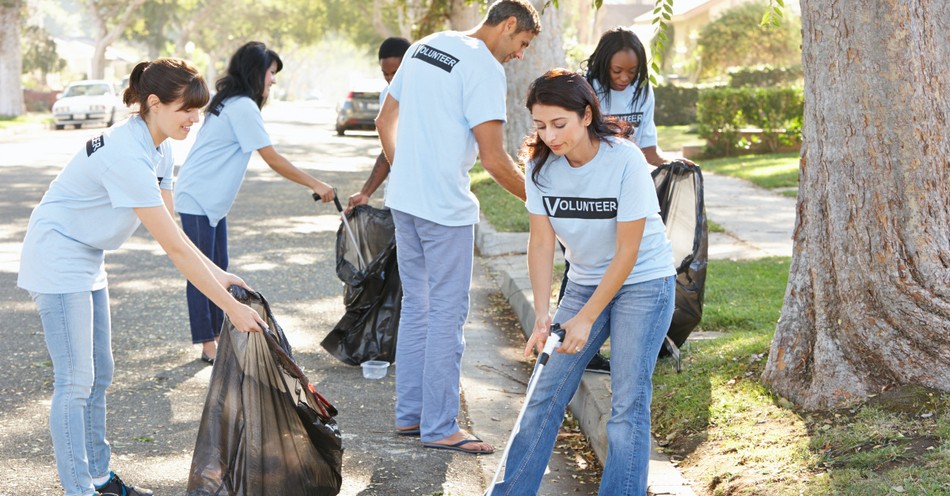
[336,126,345,136]
[54,124,65,130]
[107,109,115,127]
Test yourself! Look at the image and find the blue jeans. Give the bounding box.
[493,276,675,496]
[391,209,473,442]
[32,289,114,496]
[179,213,228,343]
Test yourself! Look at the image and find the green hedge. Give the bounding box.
[654,84,699,126]
[728,65,804,88]
[697,86,803,156]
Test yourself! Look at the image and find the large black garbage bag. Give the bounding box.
[187,287,343,496]
[321,205,401,365]
[652,160,708,360]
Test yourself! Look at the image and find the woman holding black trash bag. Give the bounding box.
[17,57,267,496]
[174,41,335,364]
[491,69,675,496]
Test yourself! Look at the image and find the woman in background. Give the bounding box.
[174,41,335,363]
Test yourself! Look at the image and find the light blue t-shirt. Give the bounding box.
[18,115,173,293]
[174,96,271,226]
[384,31,507,226]
[525,136,674,286]
[592,79,658,149]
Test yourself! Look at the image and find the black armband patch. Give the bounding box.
[86,135,105,156]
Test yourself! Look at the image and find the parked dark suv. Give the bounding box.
[335,79,385,136]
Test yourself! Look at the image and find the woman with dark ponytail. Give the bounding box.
[17,57,268,496]
[492,69,675,495]
[173,41,335,363]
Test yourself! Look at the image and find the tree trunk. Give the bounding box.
[0,0,24,117]
[447,0,480,31]
[89,0,146,79]
[761,0,950,410]
[503,0,565,155]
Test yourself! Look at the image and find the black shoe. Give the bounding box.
[585,354,611,374]
[95,471,153,496]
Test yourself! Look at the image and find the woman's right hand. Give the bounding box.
[312,181,335,203]
[523,314,553,357]
[225,302,268,333]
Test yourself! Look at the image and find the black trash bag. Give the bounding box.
[187,286,343,496]
[321,205,401,366]
[652,160,708,366]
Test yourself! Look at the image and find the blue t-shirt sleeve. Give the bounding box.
[617,147,660,222]
[387,46,412,102]
[635,89,658,148]
[229,98,271,153]
[463,66,507,128]
[101,154,164,209]
[158,141,174,190]
[524,161,544,215]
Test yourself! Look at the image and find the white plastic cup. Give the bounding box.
[361,360,390,380]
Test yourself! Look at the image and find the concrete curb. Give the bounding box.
[475,216,697,496]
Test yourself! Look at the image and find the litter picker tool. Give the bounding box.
[317,190,367,270]
[486,324,567,495]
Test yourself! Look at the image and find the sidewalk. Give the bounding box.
[473,170,797,495]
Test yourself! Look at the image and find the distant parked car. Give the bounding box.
[51,80,129,130]
[335,79,386,136]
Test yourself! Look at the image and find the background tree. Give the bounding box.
[87,0,147,79]
[21,24,66,87]
[0,0,25,117]
[761,0,950,409]
[696,1,800,81]
[503,0,564,154]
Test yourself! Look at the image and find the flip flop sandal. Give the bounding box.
[422,437,494,455]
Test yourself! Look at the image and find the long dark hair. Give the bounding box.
[519,69,630,188]
[123,58,208,117]
[583,27,650,111]
[206,41,283,113]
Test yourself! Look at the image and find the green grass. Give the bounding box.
[470,162,529,232]
[700,152,800,191]
[0,112,52,129]
[657,125,705,151]
[651,258,950,495]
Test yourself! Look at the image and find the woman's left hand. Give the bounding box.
[557,316,592,355]
[218,271,253,291]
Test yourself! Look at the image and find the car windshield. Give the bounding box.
[63,84,112,97]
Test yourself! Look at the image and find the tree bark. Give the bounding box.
[0,0,24,117]
[761,0,950,410]
[503,0,565,156]
[447,0,480,31]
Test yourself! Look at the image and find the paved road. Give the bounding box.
[0,103,598,495]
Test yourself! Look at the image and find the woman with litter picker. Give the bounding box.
[492,69,675,496]
[174,41,335,364]
[17,57,267,496]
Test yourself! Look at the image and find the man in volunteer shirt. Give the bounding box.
[374,0,539,455]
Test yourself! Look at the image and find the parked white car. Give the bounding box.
[52,80,129,130]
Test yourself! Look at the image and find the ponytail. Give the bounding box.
[122,58,209,117]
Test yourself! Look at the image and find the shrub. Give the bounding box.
[654,84,699,126]
[697,86,803,156]
[728,65,804,88]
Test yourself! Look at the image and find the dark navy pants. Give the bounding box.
[179,213,228,343]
